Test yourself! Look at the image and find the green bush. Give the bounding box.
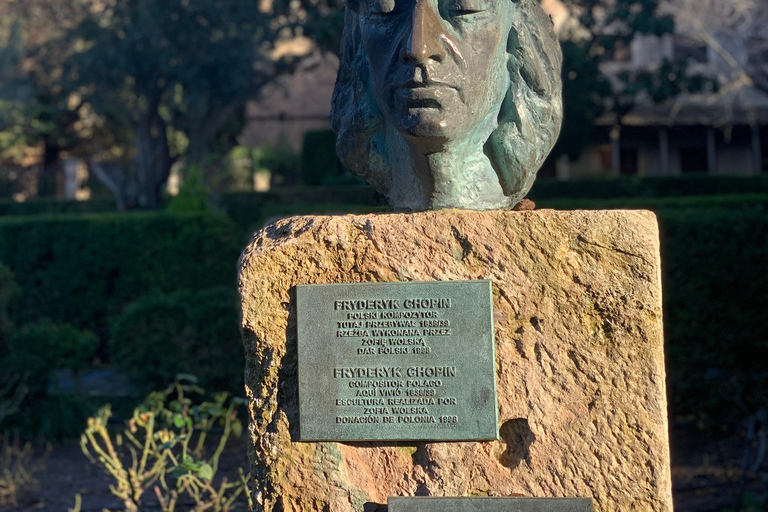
[0,213,245,344]
[253,141,301,187]
[2,320,98,438]
[659,208,768,420]
[528,175,768,201]
[220,186,386,231]
[6,320,98,396]
[217,192,273,231]
[0,262,17,347]
[9,393,97,440]
[536,193,768,211]
[166,166,216,214]
[0,198,117,216]
[110,288,243,394]
[301,130,339,186]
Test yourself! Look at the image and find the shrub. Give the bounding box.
[535,193,768,211]
[528,175,768,201]
[2,321,98,439]
[0,376,27,426]
[81,376,250,512]
[658,208,768,420]
[167,166,216,214]
[301,130,339,186]
[0,435,50,508]
[253,141,301,187]
[219,187,386,231]
[0,262,17,350]
[110,288,243,394]
[0,213,245,344]
[0,198,117,217]
[6,320,98,396]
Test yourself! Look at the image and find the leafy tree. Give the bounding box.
[661,0,768,94]
[0,0,95,196]
[65,0,296,209]
[553,35,613,160]
[1,0,306,208]
[553,0,713,160]
[301,0,346,56]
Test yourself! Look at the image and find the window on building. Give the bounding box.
[680,147,708,173]
[538,156,557,179]
[599,144,613,170]
[675,41,708,64]
[620,148,638,175]
[762,145,768,173]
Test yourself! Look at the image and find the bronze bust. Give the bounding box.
[331,0,563,211]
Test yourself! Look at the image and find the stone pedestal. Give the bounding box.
[239,210,672,512]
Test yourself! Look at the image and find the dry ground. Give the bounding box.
[4,419,767,512]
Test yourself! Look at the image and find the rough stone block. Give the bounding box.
[239,209,671,512]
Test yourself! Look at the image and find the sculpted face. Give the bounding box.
[332,0,563,211]
[358,0,513,148]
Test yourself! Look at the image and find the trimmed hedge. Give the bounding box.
[536,193,768,211]
[110,287,243,394]
[0,262,16,344]
[0,198,117,216]
[220,186,386,230]
[0,213,245,343]
[528,175,768,200]
[0,195,765,423]
[659,208,768,418]
[301,130,339,186]
[7,320,98,396]
[219,178,768,231]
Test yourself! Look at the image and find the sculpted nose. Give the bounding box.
[401,0,446,65]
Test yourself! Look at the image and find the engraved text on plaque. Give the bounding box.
[297,280,497,441]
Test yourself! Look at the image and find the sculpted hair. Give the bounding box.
[331,0,563,202]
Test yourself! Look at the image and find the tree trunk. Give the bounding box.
[88,162,127,211]
[131,98,174,209]
[37,137,61,197]
[186,100,245,166]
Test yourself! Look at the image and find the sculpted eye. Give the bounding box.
[446,0,488,15]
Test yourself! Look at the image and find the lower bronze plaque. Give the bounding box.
[297,280,497,441]
[388,497,593,512]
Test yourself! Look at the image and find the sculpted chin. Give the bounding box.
[331,0,563,212]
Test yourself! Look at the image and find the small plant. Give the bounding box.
[0,373,28,425]
[81,375,251,512]
[0,433,50,507]
[167,166,216,214]
[251,141,301,187]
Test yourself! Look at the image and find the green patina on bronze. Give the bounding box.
[331,0,563,211]
[388,497,593,512]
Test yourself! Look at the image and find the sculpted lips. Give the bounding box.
[394,81,459,109]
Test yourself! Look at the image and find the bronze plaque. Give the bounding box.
[297,280,497,441]
[388,497,593,512]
